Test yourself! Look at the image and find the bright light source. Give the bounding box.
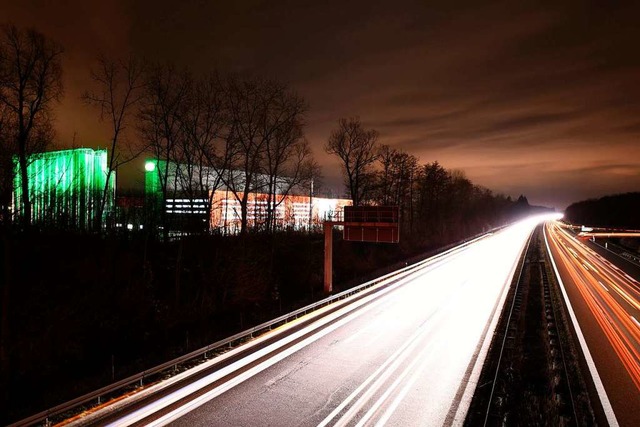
[145,161,156,172]
[127,223,133,230]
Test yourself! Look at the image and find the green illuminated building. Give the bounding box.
[144,158,164,198]
[13,148,114,229]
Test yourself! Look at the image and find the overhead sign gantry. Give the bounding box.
[324,206,399,294]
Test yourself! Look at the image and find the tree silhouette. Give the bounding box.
[0,24,63,228]
[325,117,378,206]
[83,54,146,231]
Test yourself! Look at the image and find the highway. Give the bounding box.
[545,222,640,426]
[71,218,544,427]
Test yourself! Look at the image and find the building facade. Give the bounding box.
[144,158,351,234]
[13,148,114,229]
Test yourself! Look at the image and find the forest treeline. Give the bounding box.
[1,23,527,239]
[564,192,640,230]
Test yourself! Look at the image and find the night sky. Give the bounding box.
[2,0,639,209]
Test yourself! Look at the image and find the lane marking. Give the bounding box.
[109,267,429,427]
[374,343,436,426]
[145,290,397,427]
[318,318,436,427]
[584,260,599,273]
[544,226,619,427]
[353,342,435,427]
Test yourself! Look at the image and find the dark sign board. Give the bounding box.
[343,206,399,243]
[343,205,399,224]
[343,225,399,243]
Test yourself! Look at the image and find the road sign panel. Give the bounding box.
[343,224,399,243]
[344,205,398,223]
[342,206,399,243]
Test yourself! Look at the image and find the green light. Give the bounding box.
[13,148,114,229]
[145,161,156,172]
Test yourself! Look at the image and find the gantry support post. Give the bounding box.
[324,222,334,294]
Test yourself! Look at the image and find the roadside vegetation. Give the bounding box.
[564,192,640,230]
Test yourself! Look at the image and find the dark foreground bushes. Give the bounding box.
[0,229,422,423]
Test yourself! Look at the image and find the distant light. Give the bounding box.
[127,223,133,230]
[145,161,156,172]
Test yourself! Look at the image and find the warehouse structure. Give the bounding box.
[13,148,114,229]
[144,158,351,234]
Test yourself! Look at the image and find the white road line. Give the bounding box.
[355,342,433,427]
[330,320,437,427]
[544,226,619,427]
[147,287,400,427]
[109,264,428,427]
[317,318,435,427]
[374,343,436,426]
[584,260,599,273]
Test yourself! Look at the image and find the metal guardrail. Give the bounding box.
[482,230,533,425]
[11,225,505,427]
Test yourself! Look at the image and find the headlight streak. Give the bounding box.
[105,239,476,427]
[547,223,640,393]
[544,225,619,427]
[83,214,560,427]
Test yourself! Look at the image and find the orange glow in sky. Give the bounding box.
[2,1,639,209]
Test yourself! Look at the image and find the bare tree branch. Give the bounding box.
[0,24,63,228]
[325,116,378,206]
[83,53,146,230]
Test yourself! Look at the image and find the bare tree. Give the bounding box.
[325,117,378,206]
[0,24,63,228]
[222,76,312,234]
[415,161,451,240]
[83,54,146,230]
[138,63,191,238]
[176,72,228,232]
[0,102,14,222]
[266,137,317,232]
[221,77,273,234]
[376,144,418,231]
[261,90,310,232]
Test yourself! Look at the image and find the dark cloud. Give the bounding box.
[2,0,640,209]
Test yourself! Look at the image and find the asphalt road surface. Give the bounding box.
[545,222,640,427]
[84,218,545,427]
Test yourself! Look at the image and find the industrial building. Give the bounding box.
[144,158,351,234]
[13,148,114,229]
